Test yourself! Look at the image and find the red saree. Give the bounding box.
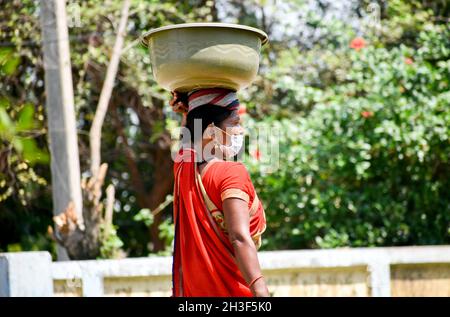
[172,147,266,297]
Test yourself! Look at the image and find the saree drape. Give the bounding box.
[172,147,256,297]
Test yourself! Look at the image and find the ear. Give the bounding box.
[203,123,215,139]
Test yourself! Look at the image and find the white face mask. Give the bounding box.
[213,126,244,159]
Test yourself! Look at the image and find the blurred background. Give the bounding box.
[0,0,449,261]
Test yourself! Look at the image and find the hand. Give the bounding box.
[170,91,189,114]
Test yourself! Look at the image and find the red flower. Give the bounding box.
[238,104,247,116]
[350,37,366,51]
[404,57,413,65]
[251,148,261,161]
[361,111,374,118]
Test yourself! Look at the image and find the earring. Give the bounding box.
[205,125,215,139]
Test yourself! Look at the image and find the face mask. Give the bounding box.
[213,126,244,159]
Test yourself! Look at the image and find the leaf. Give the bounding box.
[0,108,15,139]
[134,208,154,227]
[1,56,20,75]
[20,137,49,164]
[17,103,35,131]
[0,47,13,64]
[0,47,21,76]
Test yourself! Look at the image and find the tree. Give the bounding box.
[245,0,450,249]
[1,0,448,257]
[0,0,220,257]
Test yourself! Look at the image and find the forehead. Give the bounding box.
[221,110,240,125]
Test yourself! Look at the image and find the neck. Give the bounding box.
[192,140,222,163]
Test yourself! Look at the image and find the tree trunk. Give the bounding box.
[40,0,83,261]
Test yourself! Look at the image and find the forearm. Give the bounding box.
[231,237,269,297]
[223,197,269,296]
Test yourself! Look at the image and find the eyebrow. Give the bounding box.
[224,113,240,126]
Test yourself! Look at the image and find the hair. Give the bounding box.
[185,104,234,142]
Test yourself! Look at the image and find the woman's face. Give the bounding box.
[217,110,244,146]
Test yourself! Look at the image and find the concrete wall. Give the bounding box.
[2,246,450,297]
[0,252,53,297]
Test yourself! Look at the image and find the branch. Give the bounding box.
[104,184,115,237]
[90,0,131,177]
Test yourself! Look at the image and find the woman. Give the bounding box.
[170,87,269,297]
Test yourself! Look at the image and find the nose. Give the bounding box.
[233,125,245,135]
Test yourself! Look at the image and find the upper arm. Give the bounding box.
[219,163,252,205]
[218,162,254,242]
[223,198,252,243]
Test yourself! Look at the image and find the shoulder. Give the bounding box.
[212,161,253,190]
[203,161,255,204]
[209,161,250,179]
[210,162,252,203]
[210,160,248,171]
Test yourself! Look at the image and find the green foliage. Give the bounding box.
[0,98,48,204]
[134,195,175,255]
[134,208,154,227]
[158,218,175,252]
[0,102,49,165]
[0,1,49,209]
[5,232,56,255]
[99,223,125,259]
[246,13,450,250]
[0,47,21,76]
[133,202,175,255]
[1,0,448,257]
[0,0,192,257]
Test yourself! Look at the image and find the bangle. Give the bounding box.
[248,275,264,288]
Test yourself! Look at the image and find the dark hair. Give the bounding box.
[185,104,234,142]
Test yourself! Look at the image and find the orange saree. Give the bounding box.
[172,147,266,297]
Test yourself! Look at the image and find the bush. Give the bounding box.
[246,22,450,250]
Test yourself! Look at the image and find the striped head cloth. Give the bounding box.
[187,88,240,113]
